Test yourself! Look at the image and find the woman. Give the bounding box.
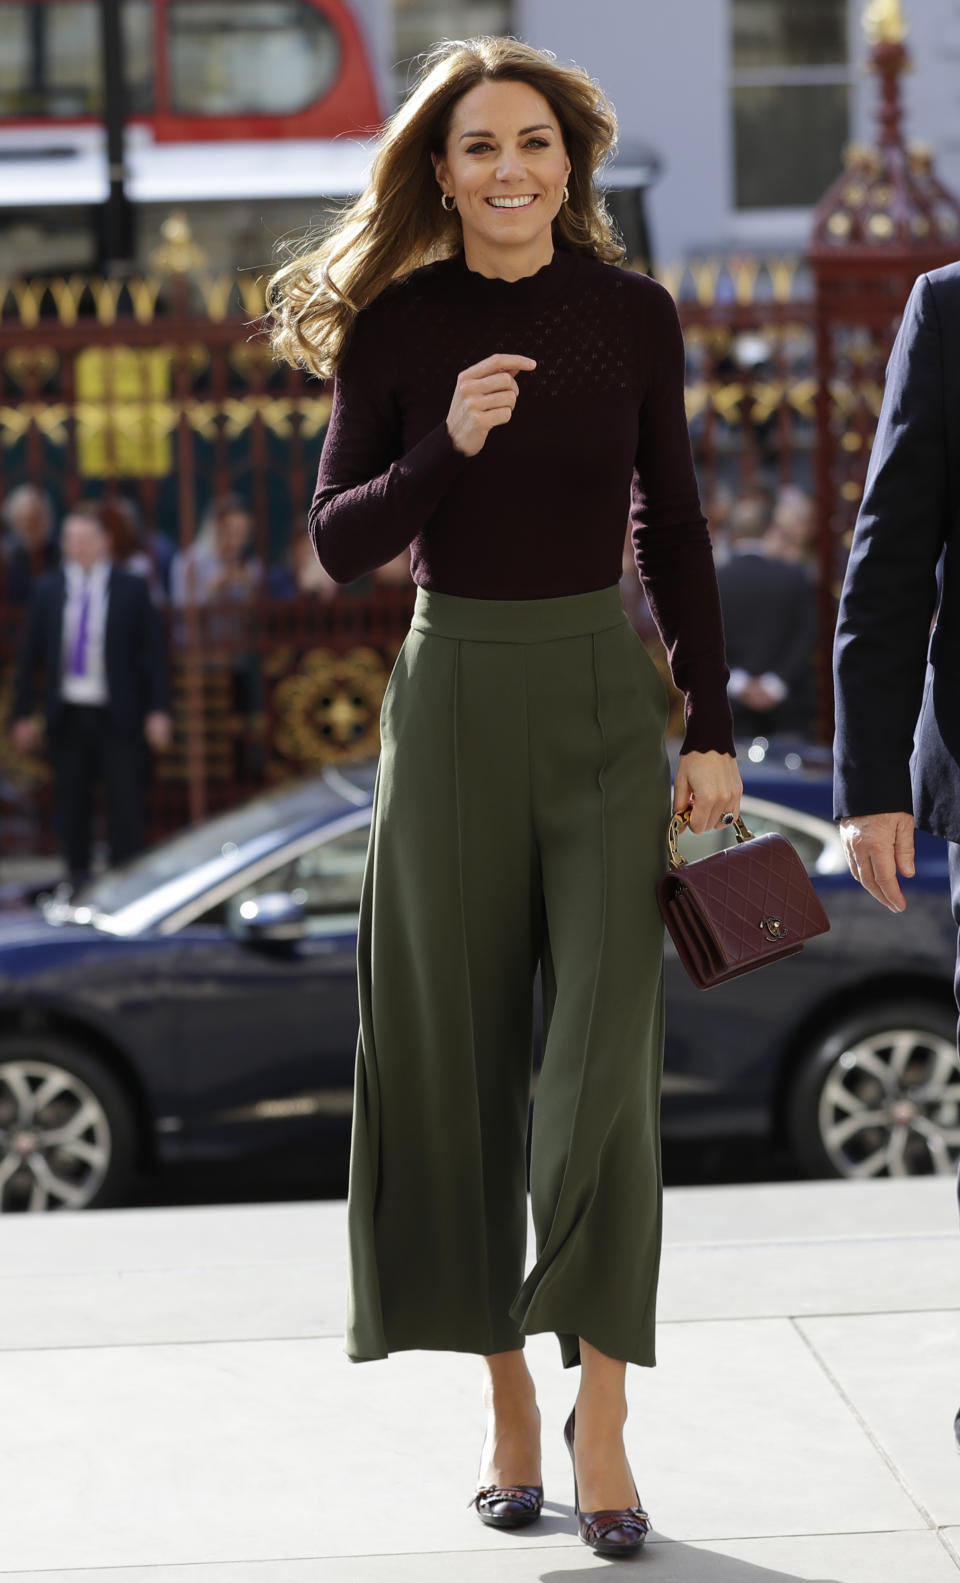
[169,494,263,611]
[268,36,741,1558]
[170,495,265,778]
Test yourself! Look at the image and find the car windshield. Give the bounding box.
[75,773,363,917]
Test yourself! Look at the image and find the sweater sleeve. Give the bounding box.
[630,280,735,757]
[308,296,471,584]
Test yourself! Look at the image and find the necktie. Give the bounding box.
[69,577,92,677]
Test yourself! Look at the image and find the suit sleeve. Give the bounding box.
[631,281,735,756]
[833,274,948,819]
[307,299,471,584]
[11,589,45,721]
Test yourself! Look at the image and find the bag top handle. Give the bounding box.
[667,805,755,871]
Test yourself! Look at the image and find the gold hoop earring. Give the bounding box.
[562,184,570,203]
[441,192,457,212]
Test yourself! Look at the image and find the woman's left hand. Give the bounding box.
[674,751,743,834]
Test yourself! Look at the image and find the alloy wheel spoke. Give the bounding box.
[914,1040,960,1100]
[40,1101,105,1148]
[887,1033,919,1082]
[846,1045,899,1096]
[52,1137,108,1170]
[825,1109,890,1149]
[844,1143,891,1178]
[26,1152,91,1209]
[31,1070,75,1115]
[910,1116,960,1173]
[821,1074,861,1115]
[1,1065,37,1125]
[886,1124,911,1177]
[0,1150,24,1191]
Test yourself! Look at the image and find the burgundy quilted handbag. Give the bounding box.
[657,808,830,990]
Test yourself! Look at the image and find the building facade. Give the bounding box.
[510,0,960,265]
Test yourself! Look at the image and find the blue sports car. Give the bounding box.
[0,755,957,1211]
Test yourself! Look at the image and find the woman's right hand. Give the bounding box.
[445,353,537,456]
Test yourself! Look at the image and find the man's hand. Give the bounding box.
[11,717,41,756]
[839,811,915,912]
[145,712,173,752]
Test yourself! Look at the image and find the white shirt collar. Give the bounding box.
[65,557,111,589]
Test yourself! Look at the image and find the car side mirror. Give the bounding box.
[228,892,307,944]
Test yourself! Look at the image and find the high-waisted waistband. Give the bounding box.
[410,584,628,644]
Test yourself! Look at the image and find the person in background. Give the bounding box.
[371,551,414,587]
[9,507,171,890]
[767,484,816,574]
[716,492,817,741]
[267,531,355,599]
[703,481,735,567]
[726,488,773,545]
[170,495,264,777]
[170,494,263,611]
[94,497,168,606]
[1,484,60,604]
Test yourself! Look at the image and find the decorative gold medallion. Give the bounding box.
[272,647,389,766]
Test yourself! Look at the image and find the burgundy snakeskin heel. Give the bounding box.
[563,1405,650,1557]
[467,1405,543,1529]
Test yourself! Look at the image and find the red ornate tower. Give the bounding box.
[808,0,960,736]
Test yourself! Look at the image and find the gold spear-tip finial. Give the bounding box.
[863,0,909,46]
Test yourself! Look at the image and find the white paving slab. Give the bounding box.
[0,1179,954,1575]
[661,1176,959,1244]
[630,1317,924,1542]
[797,1310,960,1528]
[3,1228,955,1353]
[0,1200,337,1276]
[0,1319,926,1571]
[3,1178,957,1354]
[0,1530,957,1581]
[0,1333,570,1573]
[658,1233,959,1320]
[0,1262,336,1351]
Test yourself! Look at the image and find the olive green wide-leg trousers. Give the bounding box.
[344,584,672,1370]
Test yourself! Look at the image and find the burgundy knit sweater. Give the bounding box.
[309,245,734,756]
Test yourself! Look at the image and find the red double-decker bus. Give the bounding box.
[0,2,656,273]
[0,0,385,248]
[0,0,383,140]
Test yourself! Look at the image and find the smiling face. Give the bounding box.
[433,78,571,276]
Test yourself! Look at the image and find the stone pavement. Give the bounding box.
[0,1176,957,1580]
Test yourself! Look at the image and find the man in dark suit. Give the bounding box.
[716,506,817,740]
[835,260,960,1443]
[10,508,172,888]
[833,263,960,915]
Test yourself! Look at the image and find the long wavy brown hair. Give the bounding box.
[264,36,622,379]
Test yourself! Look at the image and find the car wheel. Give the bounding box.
[787,1001,960,1179]
[0,1035,139,1211]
